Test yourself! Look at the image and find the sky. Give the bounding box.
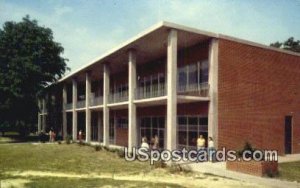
[1,0,300,75]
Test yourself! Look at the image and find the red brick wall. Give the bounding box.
[218,39,300,155]
[226,161,278,176]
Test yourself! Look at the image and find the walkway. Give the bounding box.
[181,161,300,188]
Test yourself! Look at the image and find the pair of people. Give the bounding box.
[141,135,159,150]
[197,135,215,162]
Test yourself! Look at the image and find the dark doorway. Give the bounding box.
[284,116,292,154]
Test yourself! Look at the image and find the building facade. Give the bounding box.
[38,22,300,155]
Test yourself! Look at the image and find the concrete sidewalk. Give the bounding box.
[278,154,300,163]
[180,161,300,188]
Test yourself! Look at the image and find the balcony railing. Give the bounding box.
[109,91,128,103]
[77,100,86,108]
[177,82,209,97]
[90,96,103,106]
[66,103,73,110]
[136,83,166,100]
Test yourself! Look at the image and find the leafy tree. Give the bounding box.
[0,15,68,135]
[270,37,300,53]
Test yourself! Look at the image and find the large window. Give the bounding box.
[177,116,208,150]
[177,60,208,93]
[140,116,165,148]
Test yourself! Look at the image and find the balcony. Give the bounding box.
[109,91,128,103]
[177,82,209,97]
[90,96,103,106]
[77,100,86,108]
[136,83,166,100]
[66,103,73,110]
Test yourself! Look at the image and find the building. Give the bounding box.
[38,21,300,155]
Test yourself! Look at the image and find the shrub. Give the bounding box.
[58,141,62,145]
[117,149,125,158]
[65,135,72,144]
[95,145,102,151]
[168,163,191,174]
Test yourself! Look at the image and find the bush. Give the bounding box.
[58,141,62,145]
[117,149,125,158]
[168,163,191,174]
[65,135,72,144]
[95,145,102,151]
[153,160,167,169]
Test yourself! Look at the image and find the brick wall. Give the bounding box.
[226,161,278,177]
[218,39,300,155]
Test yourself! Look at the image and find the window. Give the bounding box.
[177,115,208,149]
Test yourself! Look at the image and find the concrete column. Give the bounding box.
[72,78,78,140]
[128,49,137,151]
[208,38,219,148]
[97,112,102,142]
[37,99,42,133]
[166,29,178,151]
[62,85,67,138]
[85,72,91,142]
[103,64,110,146]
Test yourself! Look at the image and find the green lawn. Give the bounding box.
[279,161,300,182]
[0,143,184,187]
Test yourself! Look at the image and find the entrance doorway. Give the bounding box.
[285,116,292,154]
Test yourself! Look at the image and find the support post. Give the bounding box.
[166,29,178,151]
[103,64,110,146]
[208,38,219,148]
[72,78,78,141]
[85,72,91,142]
[128,49,137,152]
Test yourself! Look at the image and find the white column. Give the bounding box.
[128,49,137,151]
[62,85,67,138]
[103,64,110,146]
[208,38,219,148]
[72,78,78,140]
[85,72,91,142]
[97,112,102,142]
[166,29,178,151]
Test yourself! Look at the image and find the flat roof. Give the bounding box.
[58,21,300,83]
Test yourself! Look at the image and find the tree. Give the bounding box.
[270,37,300,53]
[0,15,68,135]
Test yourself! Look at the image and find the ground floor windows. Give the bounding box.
[177,115,208,150]
[140,116,165,148]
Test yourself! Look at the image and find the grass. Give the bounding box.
[279,161,300,182]
[0,143,149,174]
[0,143,185,187]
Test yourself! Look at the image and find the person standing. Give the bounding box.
[49,129,53,142]
[197,135,205,150]
[208,137,215,162]
[78,130,83,142]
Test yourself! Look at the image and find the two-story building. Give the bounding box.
[38,21,300,155]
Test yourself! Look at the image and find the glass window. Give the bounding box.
[200,60,209,83]
[188,64,198,86]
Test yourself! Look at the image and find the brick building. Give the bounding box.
[38,22,300,155]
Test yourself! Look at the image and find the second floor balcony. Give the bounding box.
[177,82,209,97]
[90,96,103,106]
[109,91,128,103]
[136,83,166,100]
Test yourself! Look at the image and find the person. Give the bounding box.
[208,137,216,162]
[49,129,53,142]
[52,131,56,142]
[141,137,149,149]
[78,130,83,142]
[197,135,205,150]
[152,135,159,150]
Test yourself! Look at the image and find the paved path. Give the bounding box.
[180,161,300,188]
[278,154,300,163]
